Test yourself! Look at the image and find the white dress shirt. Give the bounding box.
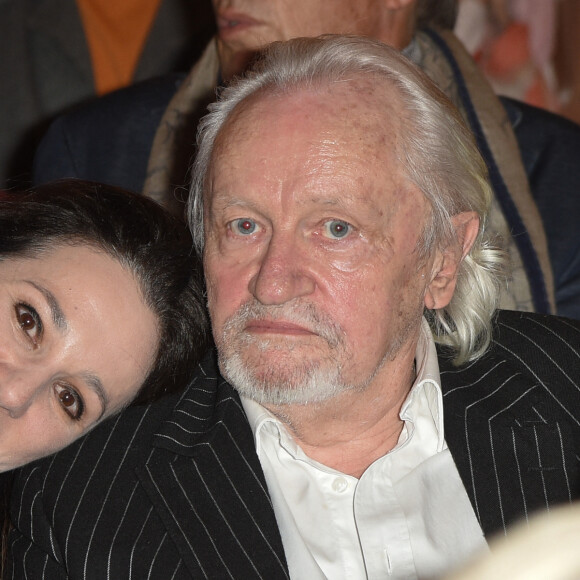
[242,318,489,579]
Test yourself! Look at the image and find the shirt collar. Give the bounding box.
[399,317,445,452]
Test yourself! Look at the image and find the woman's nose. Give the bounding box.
[0,367,44,418]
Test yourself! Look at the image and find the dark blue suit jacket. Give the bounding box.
[33,74,185,195]
[502,97,580,318]
[33,76,580,319]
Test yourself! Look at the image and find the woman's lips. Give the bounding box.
[216,12,260,39]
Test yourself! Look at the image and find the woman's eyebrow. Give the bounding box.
[82,372,109,420]
[25,280,67,330]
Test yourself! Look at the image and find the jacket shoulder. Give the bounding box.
[491,309,580,353]
[33,73,185,192]
[501,96,580,136]
[440,309,580,412]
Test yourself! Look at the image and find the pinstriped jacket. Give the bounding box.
[8,310,580,579]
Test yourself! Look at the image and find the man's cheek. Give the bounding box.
[204,275,224,320]
[207,280,240,327]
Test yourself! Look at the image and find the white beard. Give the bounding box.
[215,299,360,406]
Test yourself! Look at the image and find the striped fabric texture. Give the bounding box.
[8,310,580,579]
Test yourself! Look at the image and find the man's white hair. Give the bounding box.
[188,35,506,365]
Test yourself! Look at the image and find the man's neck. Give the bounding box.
[375,3,416,52]
[263,356,416,479]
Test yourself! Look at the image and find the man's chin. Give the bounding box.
[236,334,328,358]
[217,350,346,406]
[218,44,261,80]
[223,349,322,384]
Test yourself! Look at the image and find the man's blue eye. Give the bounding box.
[324,220,351,239]
[232,218,257,235]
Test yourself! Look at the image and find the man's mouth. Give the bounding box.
[245,320,315,336]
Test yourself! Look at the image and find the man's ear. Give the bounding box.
[424,211,480,310]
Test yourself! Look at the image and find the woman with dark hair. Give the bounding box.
[0,178,209,470]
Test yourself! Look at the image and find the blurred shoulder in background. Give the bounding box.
[0,0,215,189]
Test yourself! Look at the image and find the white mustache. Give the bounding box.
[222,300,345,348]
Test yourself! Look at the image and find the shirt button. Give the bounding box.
[332,477,349,493]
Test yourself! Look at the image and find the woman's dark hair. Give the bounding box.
[0,179,209,404]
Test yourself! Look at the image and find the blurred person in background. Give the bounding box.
[455,0,561,111]
[0,0,215,189]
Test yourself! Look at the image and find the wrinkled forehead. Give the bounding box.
[203,76,427,228]
[209,75,406,173]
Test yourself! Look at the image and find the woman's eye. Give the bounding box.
[54,383,84,421]
[230,218,259,236]
[323,220,352,240]
[15,304,43,345]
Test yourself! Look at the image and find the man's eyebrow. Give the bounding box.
[212,195,260,210]
[82,372,109,421]
[25,281,68,330]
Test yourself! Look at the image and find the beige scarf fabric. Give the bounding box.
[415,29,555,312]
[143,32,555,313]
[143,39,220,216]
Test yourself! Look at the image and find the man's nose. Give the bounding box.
[0,365,44,418]
[249,234,315,305]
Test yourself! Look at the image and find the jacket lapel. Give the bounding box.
[136,354,289,579]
